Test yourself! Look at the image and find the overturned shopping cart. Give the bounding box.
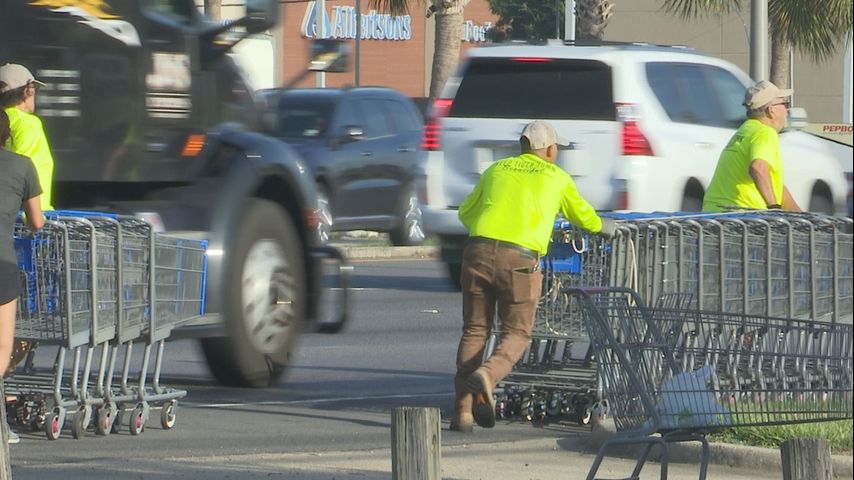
[570,286,853,480]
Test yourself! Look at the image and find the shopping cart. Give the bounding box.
[9,213,207,439]
[10,215,113,440]
[103,230,207,436]
[570,286,853,480]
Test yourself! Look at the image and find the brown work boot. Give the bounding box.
[449,412,474,433]
[466,368,496,429]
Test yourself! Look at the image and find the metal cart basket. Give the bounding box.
[570,286,853,480]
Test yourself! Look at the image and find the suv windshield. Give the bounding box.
[276,98,335,138]
[449,58,616,120]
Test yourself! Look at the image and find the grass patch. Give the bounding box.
[710,419,853,453]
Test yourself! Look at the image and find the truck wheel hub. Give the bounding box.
[241,239,295,354]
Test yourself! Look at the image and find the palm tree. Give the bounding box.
[575,0,614,40]
[660,0,852,88]
[372,0,471,99]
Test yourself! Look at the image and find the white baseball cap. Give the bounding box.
[0,64,46,93]
[743,80,792,110]
[521,120,569,149]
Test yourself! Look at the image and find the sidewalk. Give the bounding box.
[47,435,844,480]
[330,231,439,260]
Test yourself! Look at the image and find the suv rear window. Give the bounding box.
[449,58,616,120]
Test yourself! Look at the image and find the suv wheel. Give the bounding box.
[809,192,833,215]
[389,185,425,246]
[316,186,333,244]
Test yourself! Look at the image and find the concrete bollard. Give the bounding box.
[781,437,833,480]
[391,406,441,480]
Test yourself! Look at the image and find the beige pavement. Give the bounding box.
[160,435,852,479]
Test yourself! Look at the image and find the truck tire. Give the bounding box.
[201,199,306,388]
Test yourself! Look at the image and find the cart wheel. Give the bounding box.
[129,405,145,435]
[95,404,115,436]
[111,408,124,434]
[578,407,592,426]
[71,406,90,439]
[160,400,177,430]
[44,410,63,441]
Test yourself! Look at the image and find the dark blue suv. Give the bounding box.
[261,87,425,245]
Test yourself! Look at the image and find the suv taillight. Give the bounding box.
[616,103,654,156]
[422,98,453,151]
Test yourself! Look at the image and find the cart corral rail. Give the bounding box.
[490,211,853,426]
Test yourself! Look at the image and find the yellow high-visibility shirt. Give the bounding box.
[459,153,602,255]
[5,107,55,210]
[703,119,782,212]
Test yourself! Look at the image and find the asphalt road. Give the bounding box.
[7,258,580,477]
[5,258,851,479]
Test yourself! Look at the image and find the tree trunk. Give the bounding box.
[204,0,222,21]
[575,0,613,40]
[428,1,468,100]
[770,34,791,88]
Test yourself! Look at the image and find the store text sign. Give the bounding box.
[301,2,412,40]
[300,2,491,42]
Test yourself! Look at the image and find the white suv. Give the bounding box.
[417,42,849,284]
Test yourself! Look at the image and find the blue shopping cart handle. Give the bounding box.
[45,209,119,219]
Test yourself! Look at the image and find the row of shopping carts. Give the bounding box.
[491,211,853,426]
[571,286,852,479]
[6,211,207,440]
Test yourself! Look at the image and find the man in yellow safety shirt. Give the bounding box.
[702,80,801,212]
[451,120,616,433]
[0,63,54,211]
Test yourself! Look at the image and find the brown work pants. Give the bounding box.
[454,240,542,415]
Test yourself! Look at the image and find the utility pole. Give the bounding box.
[750,0,768,81]
[316,0,326,87]
[564,0,576,41]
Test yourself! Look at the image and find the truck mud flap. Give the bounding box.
[308,245,352,333]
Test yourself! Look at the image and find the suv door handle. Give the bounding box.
[360,151,373,157]
[397,146,415,153]
[694,142,714,149]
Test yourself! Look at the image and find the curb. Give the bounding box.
[331,244,440,260]
[665,441,854,478]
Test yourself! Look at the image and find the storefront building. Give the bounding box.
[242,0,847,122]
[276,0,497,97]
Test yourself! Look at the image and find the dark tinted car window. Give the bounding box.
[332,99,362,133]
[705,66,747,128]
[646,62,745,129]
[678,65,724,126]
[379,99,421,133]
[356,98,393,138]
[646,63,690,122]
[449,58,615,120]
[276,97,335,138]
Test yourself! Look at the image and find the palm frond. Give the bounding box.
[770,0,852,61]
[660,0,742,18]
[368,0,413,16]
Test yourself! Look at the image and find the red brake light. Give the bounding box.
[616,103,654,156]
[511,57,553,62]
[422,98,453,151]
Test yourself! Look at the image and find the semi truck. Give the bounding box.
[1,0,349,388]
